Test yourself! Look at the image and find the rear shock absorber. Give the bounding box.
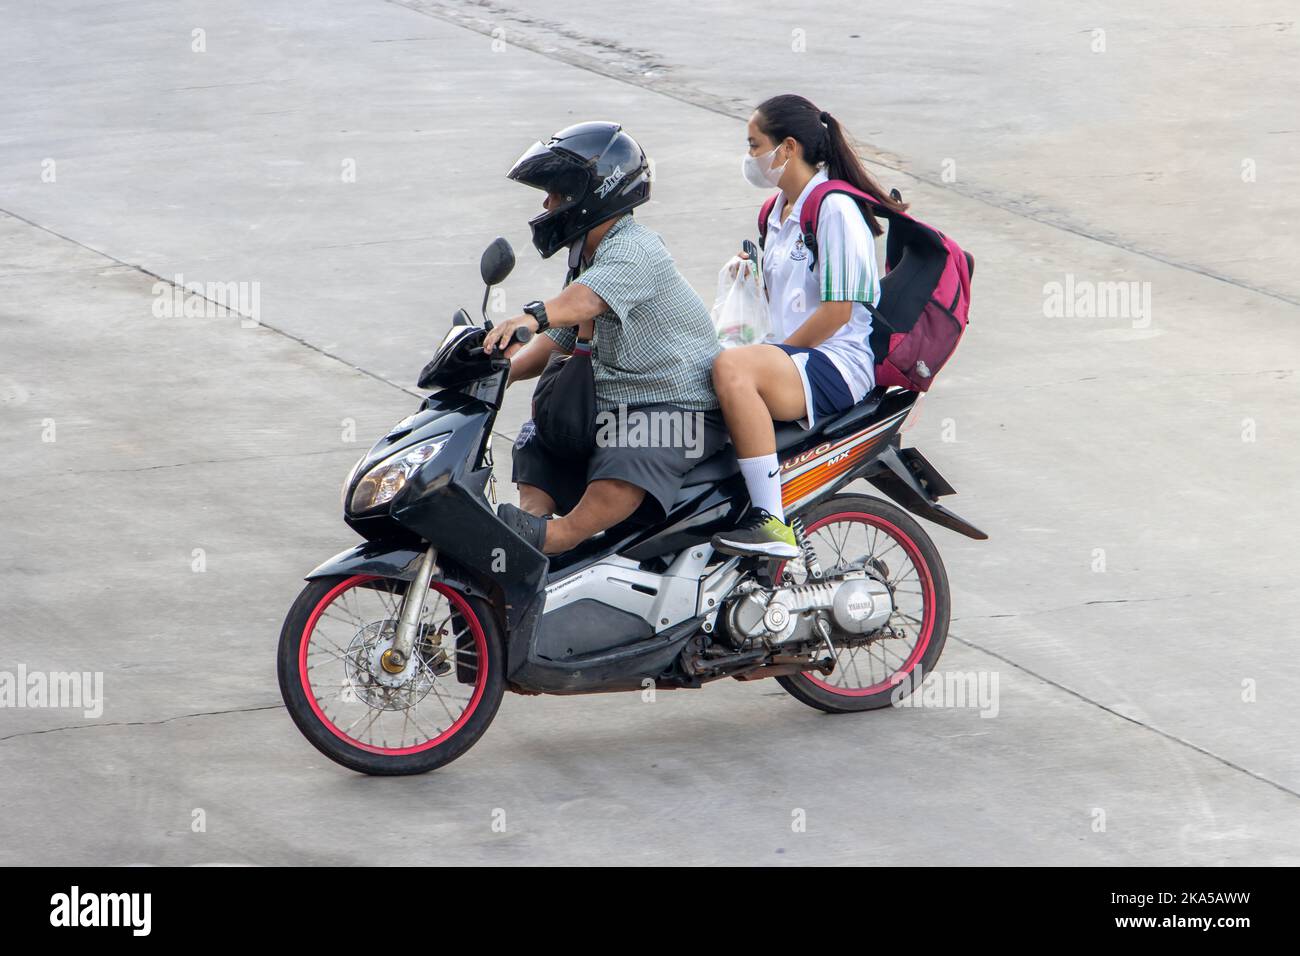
[790,516,823,581]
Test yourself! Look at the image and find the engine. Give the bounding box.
[723,571,894,646]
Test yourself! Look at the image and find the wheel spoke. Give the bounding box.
[296,577,486,754]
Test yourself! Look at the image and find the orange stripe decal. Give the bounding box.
[780,433,886,509]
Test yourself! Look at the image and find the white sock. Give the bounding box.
[738,453,784,521]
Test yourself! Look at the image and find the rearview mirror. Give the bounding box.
[480,237,515,287]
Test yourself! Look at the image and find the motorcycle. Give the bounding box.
[277,238,987,775]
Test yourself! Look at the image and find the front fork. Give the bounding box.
[380,544,438,675]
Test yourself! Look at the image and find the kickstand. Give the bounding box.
[814,617,837,672]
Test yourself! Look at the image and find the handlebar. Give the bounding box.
[468,325,533,359]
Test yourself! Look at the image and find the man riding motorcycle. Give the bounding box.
[485,121,726,554]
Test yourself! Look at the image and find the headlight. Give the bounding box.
[341,455,366,511]
[349,435,451,513]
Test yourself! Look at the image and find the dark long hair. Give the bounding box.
[754,94,906,237]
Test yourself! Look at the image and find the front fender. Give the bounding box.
[306,541,491,600]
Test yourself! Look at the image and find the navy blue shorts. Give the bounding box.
[775,344,855,426]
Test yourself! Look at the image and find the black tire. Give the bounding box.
[277,574,505,775]
[775,494,950,714]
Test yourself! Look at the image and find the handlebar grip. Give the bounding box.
[468,325,534,359]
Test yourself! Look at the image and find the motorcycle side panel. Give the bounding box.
[507,616,703,694]
[620,488,746,563]
[619,394,917,562]
[507,548,726,693]
[534,599,653,660]
[778,407,911,514]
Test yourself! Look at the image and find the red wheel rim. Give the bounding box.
[777,512,935,697]
[298,574,488,755]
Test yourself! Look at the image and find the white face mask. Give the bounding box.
[742,145,787,189]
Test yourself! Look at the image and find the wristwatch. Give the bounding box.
[522,300,550,333]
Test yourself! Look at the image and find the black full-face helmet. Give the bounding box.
[507,121,651,259]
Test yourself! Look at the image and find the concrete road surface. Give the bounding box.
[1,0,1297,865]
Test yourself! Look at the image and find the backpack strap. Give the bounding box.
[798,179,896,270]
[757,192,781,250]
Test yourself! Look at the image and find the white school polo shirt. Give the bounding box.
[762,168,881,401]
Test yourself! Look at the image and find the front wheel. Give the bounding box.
[774,494,951,713]
[277,573,505,775]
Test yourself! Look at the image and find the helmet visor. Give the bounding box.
[506,141,590,205]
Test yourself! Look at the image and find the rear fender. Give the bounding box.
[861,443,988,540]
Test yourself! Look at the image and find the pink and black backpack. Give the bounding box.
[758,181,973,392]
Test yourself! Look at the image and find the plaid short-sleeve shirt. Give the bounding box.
[543,215,719,411]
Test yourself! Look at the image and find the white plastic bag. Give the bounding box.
[711,255,771,348]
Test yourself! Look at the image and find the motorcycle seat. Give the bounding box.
[681,387,888,488]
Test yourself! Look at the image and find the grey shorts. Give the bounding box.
[511,403,727,519]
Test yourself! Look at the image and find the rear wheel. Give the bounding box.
[774,494,950,713]
[277,573,504,775]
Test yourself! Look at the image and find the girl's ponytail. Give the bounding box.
[756,95,906,237]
